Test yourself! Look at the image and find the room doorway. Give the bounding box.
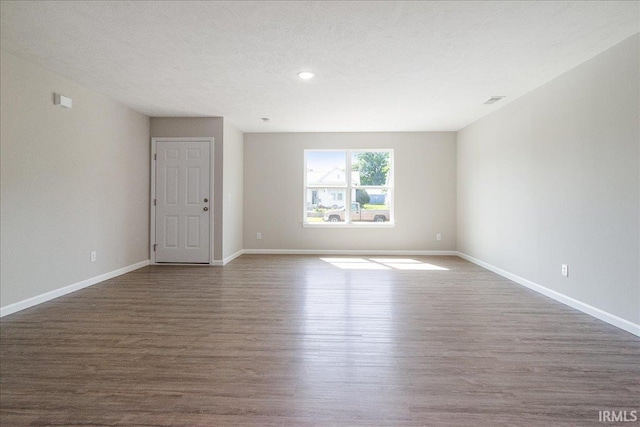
[151,137,213,264]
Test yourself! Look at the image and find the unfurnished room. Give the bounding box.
[1,1,639,426]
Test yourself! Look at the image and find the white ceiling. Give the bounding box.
[1,1,638,132]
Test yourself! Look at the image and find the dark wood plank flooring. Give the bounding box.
[1,255,638,426]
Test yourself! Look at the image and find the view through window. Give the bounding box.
[304,149,393,225]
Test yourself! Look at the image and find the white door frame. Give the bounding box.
[150,137,215,264]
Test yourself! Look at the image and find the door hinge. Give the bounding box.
[154,153,157,160]
[153,198,156,206]
[153,244,157,251]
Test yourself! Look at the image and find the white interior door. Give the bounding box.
[154,139,211,263]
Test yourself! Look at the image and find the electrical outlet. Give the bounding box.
[561,264,568,277]
[256,232,262,240]
[91,251,97,262]
[436,233,442,241]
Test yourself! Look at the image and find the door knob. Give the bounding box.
[203,207,209,211]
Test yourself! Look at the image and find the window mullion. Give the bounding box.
[345,150,351,224]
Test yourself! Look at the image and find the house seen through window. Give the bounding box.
[304,149,393,225]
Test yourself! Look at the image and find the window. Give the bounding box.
[304,149,393,225]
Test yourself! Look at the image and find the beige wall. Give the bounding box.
[150,117,224,261]
[457,34,640,324]
[1,52,150,308]
[244,132,456,251]
[222,119,244,260]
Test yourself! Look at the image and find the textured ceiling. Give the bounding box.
[1,1,638,132]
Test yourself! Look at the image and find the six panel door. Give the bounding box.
[155,140,210,263]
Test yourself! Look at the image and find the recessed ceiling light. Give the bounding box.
[484,96,505,105]
[297,71,315,80]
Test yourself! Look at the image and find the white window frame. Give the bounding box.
[303,149,394,227]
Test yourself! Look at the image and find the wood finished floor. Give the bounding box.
[1,255,638,426]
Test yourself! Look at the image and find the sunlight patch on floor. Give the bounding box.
[320,257,449,271]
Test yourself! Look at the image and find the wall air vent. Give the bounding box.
[484,96,505,105]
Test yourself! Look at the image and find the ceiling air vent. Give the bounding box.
[484,96,505,105]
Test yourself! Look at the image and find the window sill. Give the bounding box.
[302,222,396,228]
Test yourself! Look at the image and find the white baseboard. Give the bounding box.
[456,252,640,338]
[243,249,457,256]
[0,260,150,318]
[207,249,456,264]
[211,249,245,266]
[223,249,245,265]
